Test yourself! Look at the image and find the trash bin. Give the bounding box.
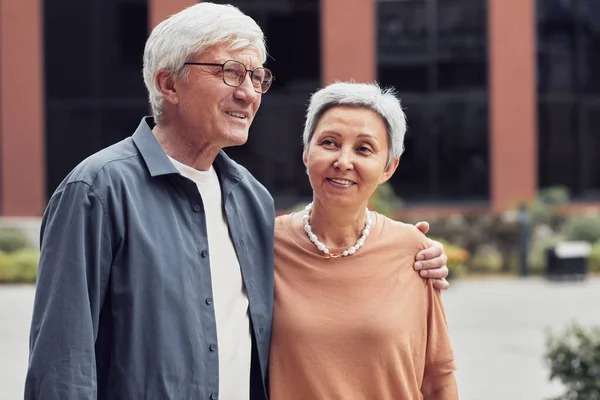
[545,241,591,280]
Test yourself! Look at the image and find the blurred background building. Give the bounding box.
[1,0,599,217]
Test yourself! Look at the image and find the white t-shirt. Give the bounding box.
[169,156,251,400]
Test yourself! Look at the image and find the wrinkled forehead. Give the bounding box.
[189,43,265,65]
[312,105,388,139]
[315,105,386,129]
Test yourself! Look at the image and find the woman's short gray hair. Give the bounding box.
[143,2,267,121]
[303,82,407,166]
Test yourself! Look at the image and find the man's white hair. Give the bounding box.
[143,2,267,122]
[303,82,407,166]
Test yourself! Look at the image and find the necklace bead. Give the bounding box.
[303,203,372,258]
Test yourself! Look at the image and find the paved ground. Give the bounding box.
[443,277,600,400]
[2,277,600,400]
[1,285,35,400]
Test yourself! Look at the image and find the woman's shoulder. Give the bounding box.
[275,212,302,239]
[378,213,422,236]
[376,213,430,249]
[274,212,312,256]
[275,212,294,229]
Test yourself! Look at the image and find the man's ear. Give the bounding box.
[379,157,400,184]
[155,69,179,106]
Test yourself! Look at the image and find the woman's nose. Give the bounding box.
[333,149,353,171]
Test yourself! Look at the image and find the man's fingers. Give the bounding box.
[414,221,430,235]
[432,278,450,291]
[419,265,449,280]
[415,244,446,263]
[415,258,443,271]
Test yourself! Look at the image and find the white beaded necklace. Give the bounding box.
[303,202,373,259]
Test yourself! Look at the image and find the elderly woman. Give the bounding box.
[269,82,458,399]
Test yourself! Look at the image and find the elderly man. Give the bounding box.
[25,3,449,400]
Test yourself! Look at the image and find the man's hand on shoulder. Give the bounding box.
[414,221,450,291]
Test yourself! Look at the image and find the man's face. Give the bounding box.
[172,45,263,149]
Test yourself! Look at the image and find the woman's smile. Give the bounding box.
[326,177,356,188]
[303,106,396,209]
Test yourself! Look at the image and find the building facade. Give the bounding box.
[0,0,598,216]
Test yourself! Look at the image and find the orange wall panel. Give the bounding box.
[0,0,45,216]
[150,0,198,30]
[489,0,537,211]
[321,0,375,85]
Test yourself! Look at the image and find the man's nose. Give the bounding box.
[234,73,259,102]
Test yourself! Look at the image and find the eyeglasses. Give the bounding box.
[183,59,274,94]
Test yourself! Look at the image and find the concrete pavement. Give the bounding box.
[443,277,600,400]
[2,278,600,399]
[0,285,34,400]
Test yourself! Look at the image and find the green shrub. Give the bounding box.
[431,238,470,279]
[505,251,521,275]
[10,249,39,282]
[368,182,403,217]
[0,248,39,283]
[529,235,565,275]
[529,186,570,228]
[588,241,600,273]
[0,250,19,282]
[469,247,504,274]
[538,186,571,206]
[564,215,600,244]
[421,213,519,274]
[0,227,33,253]
[545,322,600,400]
[447,261,468,280]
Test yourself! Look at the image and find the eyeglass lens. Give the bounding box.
[222,60,272,93]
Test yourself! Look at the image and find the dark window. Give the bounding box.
[537,0,600,200]
[214,0,321,208]
[44,0,149,197]
[378,0,430,93]
[377,0,489,204]
[584,101,600,197]
[118,2,149,69]
[538,98,579,191]
[436,0,487,91]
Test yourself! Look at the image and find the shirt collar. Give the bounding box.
[132,117,178,177]
[132,116,243,183]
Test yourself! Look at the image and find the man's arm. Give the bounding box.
[25,181,114,399]
[414,221,449,290]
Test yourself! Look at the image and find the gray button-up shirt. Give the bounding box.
[25,118,275,400]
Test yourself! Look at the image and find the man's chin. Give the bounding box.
[222,131,249,148]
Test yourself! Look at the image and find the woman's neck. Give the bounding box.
[307,200,369,251]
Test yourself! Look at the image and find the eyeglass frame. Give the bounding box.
[183,60,275,94]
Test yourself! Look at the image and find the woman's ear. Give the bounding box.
[155,69,180,106]
[302,146,309,169]
[379,157,400,185]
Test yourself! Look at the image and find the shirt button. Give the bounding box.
[193,204,201,212]
[210,394,217,400]
[205,297,213,305]
[209,344,217,352]
[201,250,208,258]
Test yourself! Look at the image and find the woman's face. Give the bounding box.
[303,105,399,210]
